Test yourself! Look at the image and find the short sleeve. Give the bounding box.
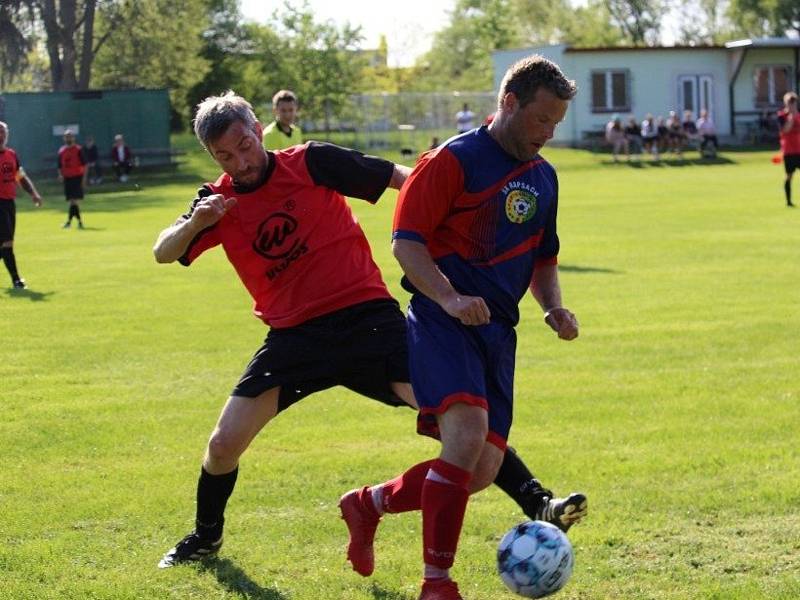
[392,148,464,245]
[177,185,222,266]
[304,142,393,202]
[535,169,560,266]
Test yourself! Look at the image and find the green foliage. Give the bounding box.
[91,0,210,128]
[267,1,366,129]
[727,0,800,38]
[410,0,522,92]
[513,0,623,47]
[605,0,669,46]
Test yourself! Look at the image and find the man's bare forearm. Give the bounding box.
[530,263,563,311]
[153,219,202,264]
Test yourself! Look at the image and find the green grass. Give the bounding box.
[2,138,799,599]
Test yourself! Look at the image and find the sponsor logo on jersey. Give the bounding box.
[252,212,301,259]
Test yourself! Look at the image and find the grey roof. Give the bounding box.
[725,37,800,49]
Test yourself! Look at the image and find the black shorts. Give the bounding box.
[785,154,800,175]
[233,298,411,414]
[0,200,15,243]
[63,176,84,200]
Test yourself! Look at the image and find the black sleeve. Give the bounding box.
[176,185,216,266]
[304,141,394,203]
[179,185,215,221]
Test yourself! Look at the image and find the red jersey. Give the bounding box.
[58,144,85,178]
[0,147,21,200]
[179,142,395,328]
[777,110,800,156]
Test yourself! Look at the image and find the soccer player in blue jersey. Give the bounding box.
[340,56,587,600]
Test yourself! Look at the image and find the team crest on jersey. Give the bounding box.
[503,181,538,224]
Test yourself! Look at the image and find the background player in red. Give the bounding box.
[777,92,800,207]
[57,129,86,229]
[340,56,587,600]
[0,120,43,289]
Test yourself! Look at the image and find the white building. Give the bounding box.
[492,38,800,146]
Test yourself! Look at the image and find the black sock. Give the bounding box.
[494,447,549,519]
[1,247,20,282]
[195,466,238,539]
[67,205,76,223]
[74,205,82,223]
[786,180,792,205]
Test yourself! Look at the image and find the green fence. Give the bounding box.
[0,89,171,175]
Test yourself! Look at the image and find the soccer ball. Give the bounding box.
[497,520,574,598]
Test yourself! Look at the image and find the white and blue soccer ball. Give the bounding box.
[497,520,574,598]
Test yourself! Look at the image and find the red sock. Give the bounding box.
[379,459,435,514]
[421,459,471,571]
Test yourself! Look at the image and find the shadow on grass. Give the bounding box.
[599,155,736,167]
[370,583,415,600]
[5,287,56,302]
[559,264,622,275]
[195,557,289,599]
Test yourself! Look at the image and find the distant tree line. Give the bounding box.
[0,0,797,127]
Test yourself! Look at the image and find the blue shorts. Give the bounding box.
[408,295,516,450]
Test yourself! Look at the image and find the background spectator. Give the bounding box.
[624,115,642,157]
[82,135,101,185]
[262,89,303,150]
[455,102,475,133]
[696,110,718,158]
[111,134,133,182]
[605,114,629,162]
[641,114,659,160]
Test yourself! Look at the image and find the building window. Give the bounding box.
[754,65,792,107]
[591,70,630,113]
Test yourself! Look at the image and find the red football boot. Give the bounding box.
[339,486,381,576]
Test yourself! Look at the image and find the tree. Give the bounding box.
[265,2,366,129]
[728,0,800,38]
[0,0,146,91]
[513,0,624,47]
[413,0,522,91]
[91,0,210,127]
[0,0,35,88]
[605,0,668,46]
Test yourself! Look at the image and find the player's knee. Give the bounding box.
[207,429,245,463]
[470,448,504,492]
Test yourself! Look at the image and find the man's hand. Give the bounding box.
[189,194,237,229]
[441,294,491,326]
[544,307,579,340]
[32,193,42,207]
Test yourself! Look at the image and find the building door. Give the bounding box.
[678,75,714,118]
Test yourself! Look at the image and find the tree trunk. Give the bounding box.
[40,0,65,90]
[58,0,78,90]
[78,0,96,89]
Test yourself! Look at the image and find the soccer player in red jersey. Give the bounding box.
[153,91,570,571]
[57,129,86,228]
[777,92,800,207]
[341,57,587,600]
[0,121,43,289]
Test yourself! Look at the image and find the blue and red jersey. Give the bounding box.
[0,148,21,200]
[179,142,395,328]
[393,126,560,326]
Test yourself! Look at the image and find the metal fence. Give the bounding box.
[300,91,497,154]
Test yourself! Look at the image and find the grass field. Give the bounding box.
[2,138,799,599]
